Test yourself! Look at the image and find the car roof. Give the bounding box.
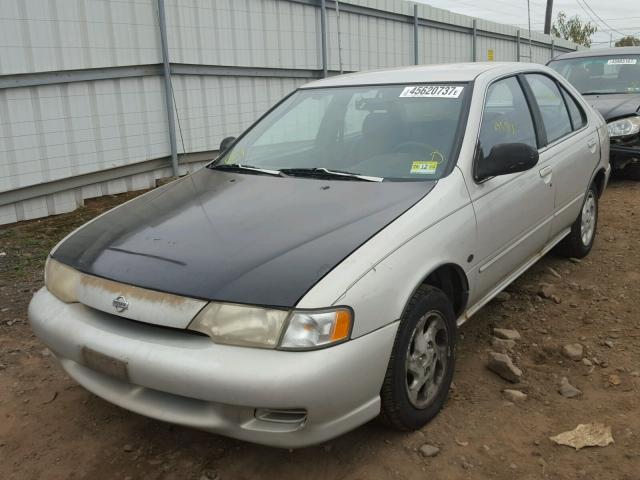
[551,46,640,61]
[300,62,546,88]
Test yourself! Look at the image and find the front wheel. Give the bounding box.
[556,183,599,258]
[380,285,456,430]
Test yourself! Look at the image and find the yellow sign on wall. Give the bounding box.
[487,49,494,61]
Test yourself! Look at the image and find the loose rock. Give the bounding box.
[558,377,582,398]
[454,438,469,447]
[487,352,522,383]
[503,389,527,402]
[460,457,474,469]
[200,470,220,480]
[562,343,584,361]
[547,267,562,279]
[419,444,440,458]
[550,423,613,450]
[493,328,521,341]
[491,336,516,352]
[494,291,511,303]
[123,444,134,453]
[538,285,554,299]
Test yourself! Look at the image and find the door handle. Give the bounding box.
[539,165,552,177]
[587,138,597,150]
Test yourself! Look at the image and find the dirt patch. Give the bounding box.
[1,180,639,480]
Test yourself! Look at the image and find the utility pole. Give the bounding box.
[157,0,178,177]
[336,0,343,74]
[544,0,553,35]
[320,0,328,78]
[527,0,533,61]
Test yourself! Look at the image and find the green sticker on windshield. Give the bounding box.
[410,151,443,175]
[411,161,438,175]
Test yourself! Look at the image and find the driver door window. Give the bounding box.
[478,76,537,162]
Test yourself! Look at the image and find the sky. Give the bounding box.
[413,0,640,48]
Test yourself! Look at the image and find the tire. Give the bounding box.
[624,162,640,181]
[555,182,598,258]
[380,285,456,431]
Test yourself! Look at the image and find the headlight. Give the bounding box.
[607,116,640,138]
[45,257,81,303]
[188,302,289,348]
[279,309,352,350]
[189,305,353,350]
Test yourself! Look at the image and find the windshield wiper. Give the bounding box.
[581,91,622,95]
[280,167,383,182]
[209,163,284,177]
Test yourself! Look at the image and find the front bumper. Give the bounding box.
[28,288,398,448]
[610,144,640,169]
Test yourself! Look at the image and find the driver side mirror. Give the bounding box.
[219,136,236,153]
[475,143,539,181]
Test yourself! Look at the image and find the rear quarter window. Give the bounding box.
[559,86,587,131]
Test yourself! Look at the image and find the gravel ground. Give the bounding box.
[1,178,638,480]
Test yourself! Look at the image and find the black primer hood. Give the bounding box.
[584,93,640,121]
[52,168,435,307]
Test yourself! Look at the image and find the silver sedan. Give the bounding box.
[30,62,610,447]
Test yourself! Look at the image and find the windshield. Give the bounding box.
[549,55,640,95]
[213,84,470,180]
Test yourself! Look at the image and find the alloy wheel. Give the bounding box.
[580,190,597,246]
[404,311,449,409]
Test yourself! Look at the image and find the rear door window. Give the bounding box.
[525,74,572,144]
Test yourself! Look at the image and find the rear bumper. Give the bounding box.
[28,287,398,448]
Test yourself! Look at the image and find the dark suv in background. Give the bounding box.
[549,46,640,179]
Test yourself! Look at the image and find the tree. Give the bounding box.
[551,11,597,47]
[615,36,640,47]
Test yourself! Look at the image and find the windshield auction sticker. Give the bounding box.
[607,59,637,65]
[400,85,464,98]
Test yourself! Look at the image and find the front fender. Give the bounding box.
[331,204,476,338]
[297,169,477,338]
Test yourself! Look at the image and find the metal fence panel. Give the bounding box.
[0,76,169,192]
[0,0,160,75]
[166,0,321,69]
[0,0,584,224]
[171,74,307,153]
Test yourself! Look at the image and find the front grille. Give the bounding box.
[83,302,208,337]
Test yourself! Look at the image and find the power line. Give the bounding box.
[577,0,629,37]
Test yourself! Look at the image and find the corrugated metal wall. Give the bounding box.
[0,0,582,225]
